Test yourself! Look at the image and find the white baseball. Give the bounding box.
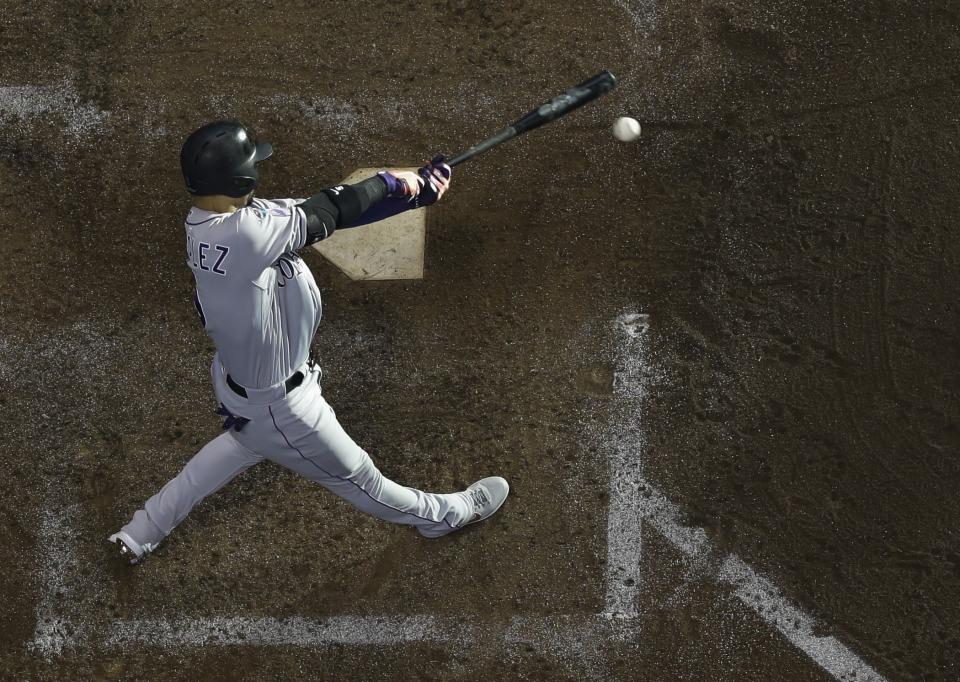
[612,117,641,142]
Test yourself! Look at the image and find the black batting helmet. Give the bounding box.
[180,121,273,197]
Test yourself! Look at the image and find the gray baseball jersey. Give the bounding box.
[111,164,506,564]
[185,197,319,388]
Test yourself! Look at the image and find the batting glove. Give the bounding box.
[414,155,452,207]
[377,170,423,199]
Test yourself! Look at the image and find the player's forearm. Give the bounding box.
[298,175,389,244]
[342,196,415,228]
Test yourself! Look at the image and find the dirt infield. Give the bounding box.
[1,1,958,680]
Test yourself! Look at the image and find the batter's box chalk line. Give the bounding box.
[28,314,887,681]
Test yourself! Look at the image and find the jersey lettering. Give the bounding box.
[186,234,198,267]
[212,245,229,275]
[189,238,230,276]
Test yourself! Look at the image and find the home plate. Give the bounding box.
[312,167,425,280]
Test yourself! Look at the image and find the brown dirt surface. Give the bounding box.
[1,1,959,680]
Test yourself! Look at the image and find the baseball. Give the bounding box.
[612,117,641,142]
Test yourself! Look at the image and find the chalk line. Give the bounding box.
[24,315,886,681]
[105,614,636,657]
[0,82,109,137]
[603,312,653,618]
[719,555,887,682]
[506,614,638,653]
[94,478,885,681]
[107,615,472,648]
[602,311,885,680]
[10,323,125,659]
[28,498,82,658]
[638,478,887,681]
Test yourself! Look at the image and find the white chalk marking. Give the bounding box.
[264,94,361,137]
[635,480,887,680]
[603,312,653,618]
[107,615,472,648]
[0,83,109,137]
[505,614,638,654]
[614,0,659,34]
[28,500,82,658]
[25,317,886,681]
[602,311,885,680]
[105,614,633,656]
[10,323,124,659]
[719,555,888,682]
[636,480,712,561]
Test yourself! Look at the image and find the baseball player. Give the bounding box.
[108,121,509,564]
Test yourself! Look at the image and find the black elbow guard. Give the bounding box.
[323,184,365,224]
[298,176,390,244]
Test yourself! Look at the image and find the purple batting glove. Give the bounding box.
[377,170,411,199]
[414,155,452,207]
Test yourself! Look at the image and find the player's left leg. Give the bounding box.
[231,369,507,537]
[267,404,471,536]
[109,431,263,563]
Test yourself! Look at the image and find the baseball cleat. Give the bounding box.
[420,476,510,538]
[108,531,153,565]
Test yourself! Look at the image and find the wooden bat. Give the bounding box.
[444,70,618,167]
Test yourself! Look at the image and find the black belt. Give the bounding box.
[226,371,304,399]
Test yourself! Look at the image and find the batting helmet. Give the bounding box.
[180,121,273,198]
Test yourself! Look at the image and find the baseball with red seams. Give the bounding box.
[612,117,641,142]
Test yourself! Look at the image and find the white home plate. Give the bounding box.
[312,167,425,280]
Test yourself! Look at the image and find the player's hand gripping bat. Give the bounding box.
[441,70,617,168]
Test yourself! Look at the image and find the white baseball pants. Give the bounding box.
[121,360,472,549]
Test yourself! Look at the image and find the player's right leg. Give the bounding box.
[109,431,263,564]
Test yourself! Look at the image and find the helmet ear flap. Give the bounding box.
[232,176,256,196]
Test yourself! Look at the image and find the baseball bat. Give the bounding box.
[445,70,617,167]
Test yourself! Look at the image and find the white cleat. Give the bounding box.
[108,531,153,565]
[420,476,510,538]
